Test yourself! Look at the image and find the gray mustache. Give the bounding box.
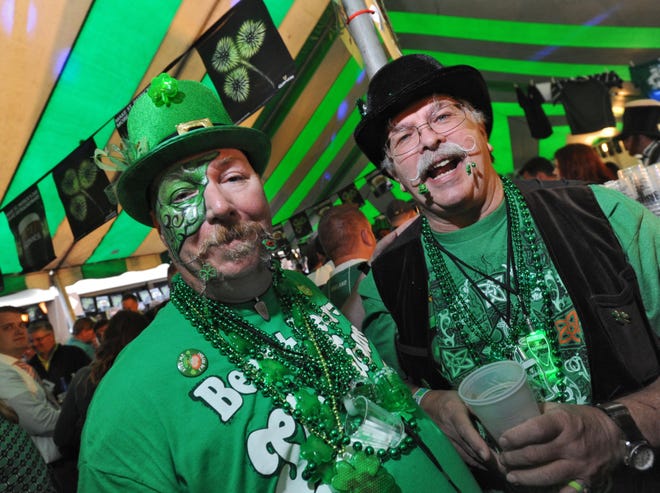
[415,142,471,183]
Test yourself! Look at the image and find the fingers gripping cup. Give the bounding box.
[458,360,540,439]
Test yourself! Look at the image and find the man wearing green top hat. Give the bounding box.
[77,74,480,493]
[349,54,660,492]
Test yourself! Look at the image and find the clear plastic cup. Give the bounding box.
[602,179,637,200]
[646,163,660,190]
[458,360,540,439]
[344,395,405,449]
[618,164,656,203]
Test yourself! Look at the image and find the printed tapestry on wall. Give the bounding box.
[196,0,295,123]
[5,186,55,273]
[338,183,365,206]
[629,58,660,100]
[53,138,118,241]
[289,211,312,240]
[366,170,392,198]
[114,87,147,140]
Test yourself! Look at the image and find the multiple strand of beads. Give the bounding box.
[170,268,420,489]
[421,177,566,398]
[422,218,518,362]
[171,272,355,442]
[501,178,566,399]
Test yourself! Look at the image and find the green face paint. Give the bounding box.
[155,152,218,259]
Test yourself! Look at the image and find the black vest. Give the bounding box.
[372,180,659,402]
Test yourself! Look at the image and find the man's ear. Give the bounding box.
[360,227,376,246]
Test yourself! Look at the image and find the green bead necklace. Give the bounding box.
[422,177,567,399]
[171,267,425,492]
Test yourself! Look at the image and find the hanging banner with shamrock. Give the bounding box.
[5,186,56,273]
[114,87,147,141]
[53,138,118,240]
[629,57,660,99]
[337,183,365,206]
[289,210,312,240]
[195,0,295,122]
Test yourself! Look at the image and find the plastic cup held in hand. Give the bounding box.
[458,360,540,439]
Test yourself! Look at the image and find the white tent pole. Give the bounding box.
[340,0,388,79]
[50,270,76,332]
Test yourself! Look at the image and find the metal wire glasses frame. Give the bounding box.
[386,103,467,157]
[31,332,54,343]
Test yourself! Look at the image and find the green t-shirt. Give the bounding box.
[79,270,480,493]
[325,262,365,308]
[359,185,660,403]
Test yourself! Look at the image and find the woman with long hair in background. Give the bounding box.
[554,143,618,184]
[54,311,149,462]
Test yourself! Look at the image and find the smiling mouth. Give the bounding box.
[421,156,463,181]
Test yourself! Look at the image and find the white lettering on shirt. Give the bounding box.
[227,370,257,395]
[247,408,298,475]
[191,375,242,421]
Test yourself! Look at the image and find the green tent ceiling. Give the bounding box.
[1,0,659,294]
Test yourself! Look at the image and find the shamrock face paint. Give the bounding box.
[155,152,218,260]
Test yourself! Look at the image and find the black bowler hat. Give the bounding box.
[616,99,660,141]
[353,54,493,167]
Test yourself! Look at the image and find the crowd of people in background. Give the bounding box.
[0,304,152,492]
[54,310,149,488]
[518,144,619,185]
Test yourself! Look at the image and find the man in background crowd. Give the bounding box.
[0,307,62,469]
[28,320,90,399]
[616,99,660,166]
[120,292,140,312]
[516,156,558,180]
[317,204,376,308]
[302,234,334,287]
[66,317,97,359]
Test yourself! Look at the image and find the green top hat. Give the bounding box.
[116,74,271,226]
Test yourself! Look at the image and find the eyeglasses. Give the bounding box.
[31,333,53,343]
[387,103,466,157]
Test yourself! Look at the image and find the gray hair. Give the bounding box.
[381,98,486,175]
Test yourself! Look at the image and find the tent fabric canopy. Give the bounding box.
[1,0,659,295]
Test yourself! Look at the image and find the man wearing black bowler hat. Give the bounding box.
[616,99,660,166]
[349,54,660,492]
